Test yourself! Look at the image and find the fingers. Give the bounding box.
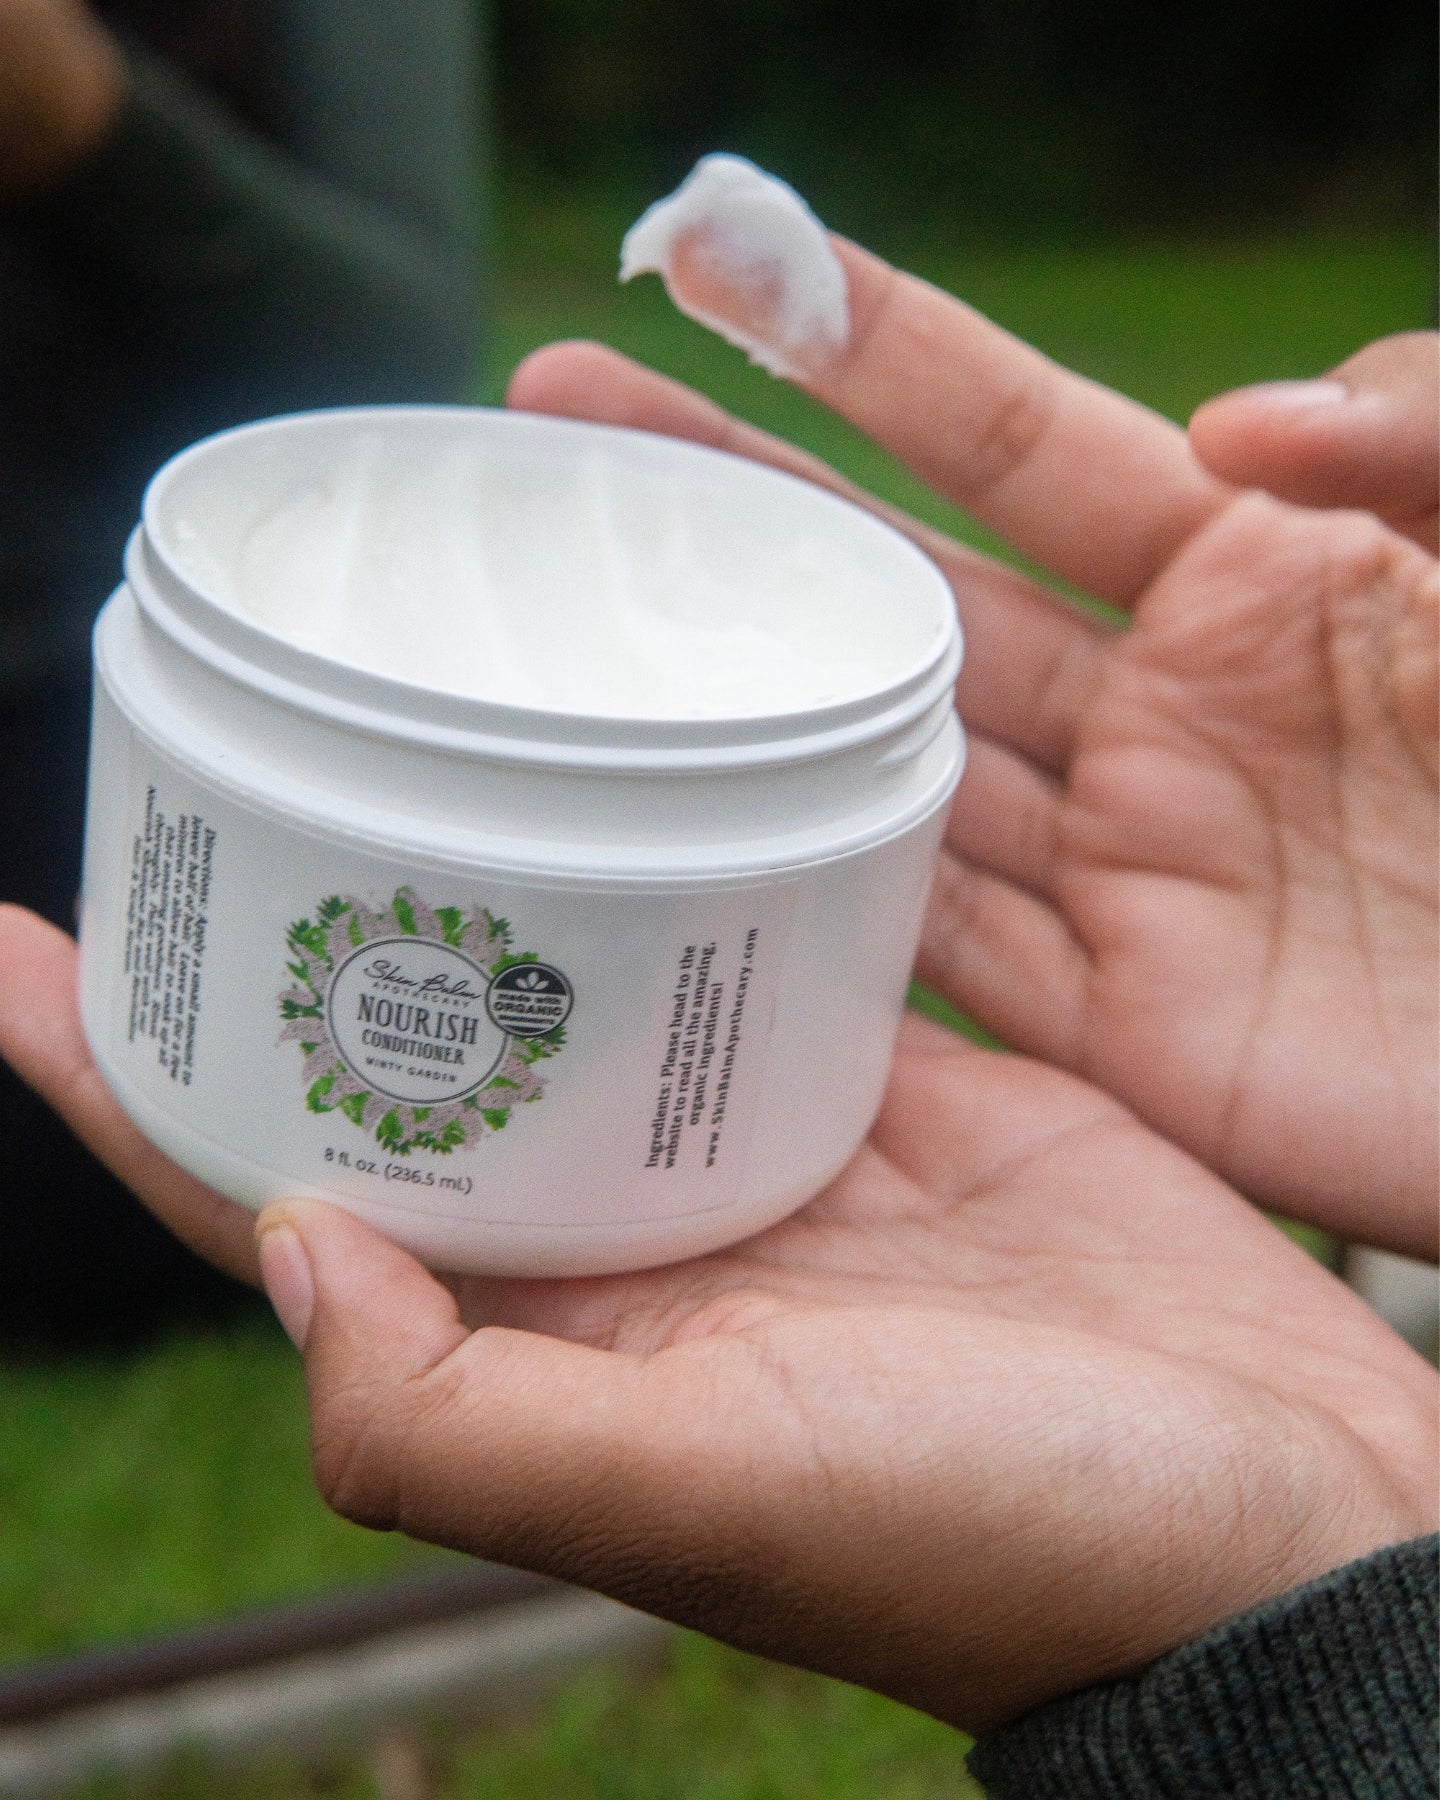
[626,226,1231,603]
[944,734,1066,904]
[1190,332,1439,552]
[256,1200,613,1560]
[913,856,1088,1069]
[509,341,1111,774]
[0,904,259,1283]
[813,242,1230,604]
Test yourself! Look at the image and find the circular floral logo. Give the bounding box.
[278,887,567,1156]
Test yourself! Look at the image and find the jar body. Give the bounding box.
[80,584,961,1276]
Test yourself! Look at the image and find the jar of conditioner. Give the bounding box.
[79,407,964,1275]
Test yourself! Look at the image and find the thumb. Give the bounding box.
[1188,330,1438,551]
[252,1200,709,1587]
[249,1203,992,1728]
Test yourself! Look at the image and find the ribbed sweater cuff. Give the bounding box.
[970,1535,1439,1799]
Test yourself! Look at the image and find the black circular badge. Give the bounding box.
[485,962,574,1038]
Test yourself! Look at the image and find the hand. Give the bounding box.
[0,0,124,201]
[1191,332,1439,553]
[0,906,260,1284]
[0,906,1433,1731]
[508,262,1438,1257]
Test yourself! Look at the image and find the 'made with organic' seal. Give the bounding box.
[79,407,964,1275]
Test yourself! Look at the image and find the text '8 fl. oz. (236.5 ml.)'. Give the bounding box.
[80,407,964,1275]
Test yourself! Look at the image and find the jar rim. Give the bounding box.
[135,406,962,772]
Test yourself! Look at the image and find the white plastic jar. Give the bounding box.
[79,407,963,1275]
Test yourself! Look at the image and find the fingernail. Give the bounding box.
[258,1223,314,1351]
[1238,379,1349,410]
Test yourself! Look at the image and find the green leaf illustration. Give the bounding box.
[490,951,539,974]
[409,1118,467,1155]
[392,891,418,935]
[435,907,466,947]
[337,1091,368,1126]
[286,918,331,964]
[482,1108,510,1131]
[516,1025,566,1065]
[306,1074,337,1113]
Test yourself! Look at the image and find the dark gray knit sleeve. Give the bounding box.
[969,1535,1439,1800]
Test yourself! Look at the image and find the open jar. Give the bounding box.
[79,407,963,1275]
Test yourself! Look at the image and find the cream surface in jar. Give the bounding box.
[79,407,964,1275]
[174,427,933,720]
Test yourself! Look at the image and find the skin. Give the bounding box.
[509,253,1439,1258]
[0,908,1435,1732]
[0,237,1433,1733]
[0,0,125,201]
[1191,332,1439,554]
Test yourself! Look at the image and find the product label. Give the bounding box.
[84,730,799,1230]
[122,786,217,1088]
[282,893,572,1156]
[644,931,760,1176]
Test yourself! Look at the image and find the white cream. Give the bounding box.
[620,155,849,377]
[168,424,935,720]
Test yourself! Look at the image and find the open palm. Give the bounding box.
[508,261,1438,1257]
[382,1013,1432,1733]
[933,481,1438,1254]
[1,912,1432,1731]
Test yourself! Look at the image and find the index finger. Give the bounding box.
[669,231,1230,605]
[816,242,1231,605]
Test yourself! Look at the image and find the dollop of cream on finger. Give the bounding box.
[620,154,849,378]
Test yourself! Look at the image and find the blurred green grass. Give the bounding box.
[2,206,1430,1795]
[0,1319,449,1661]
[67,1632,977,1799]
[0,1319,983,1797]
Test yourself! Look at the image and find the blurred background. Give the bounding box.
[481,0,1435,570]
[496,0,1433,240]
[1,0,1434,1794]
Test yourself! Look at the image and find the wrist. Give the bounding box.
[970,1535,1440,1800]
